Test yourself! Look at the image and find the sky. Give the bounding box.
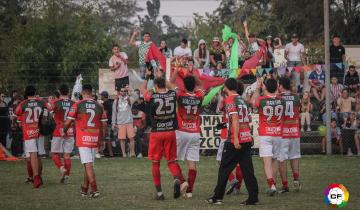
[136,0,221,26]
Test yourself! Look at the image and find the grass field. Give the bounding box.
[0,155,359,210]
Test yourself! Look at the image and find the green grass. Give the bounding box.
[0,155,359,210]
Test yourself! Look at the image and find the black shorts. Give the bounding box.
[115,76,129,90]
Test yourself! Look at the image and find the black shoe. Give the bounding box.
[206,197,223,205]
[156,193,165,200]
[240,199,259,205]
[173,179,181,199]
[279,187,289,194]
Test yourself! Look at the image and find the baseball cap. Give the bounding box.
[100,91,109,98]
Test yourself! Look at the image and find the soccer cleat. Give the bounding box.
[266,187,277,197]
[155,193,165,200]
[60,175,69,184]
[89,191,100,198]
[80,186,88,197]
[239,199,259,206]
[226,179,239,195]
[95,153,101,159]
[180,181,189,196]
[206,197,223,205]
[278,187,290,194]
[173,179,181,199]
[293,180,301,192]
[185,193,193,198]
[137,153,143,158]
[25,177,34,184]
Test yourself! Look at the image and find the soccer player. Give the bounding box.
[49,84,75,183]
[207,78,259,205]
[63,84,107,198]
[251,77,283,196]
[171,74,203,198]
[277,77,301,193]
[15,85,47,188]
[140,75,188,200]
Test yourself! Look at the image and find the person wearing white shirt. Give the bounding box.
[284,33,305,67]
[173,38,192,61]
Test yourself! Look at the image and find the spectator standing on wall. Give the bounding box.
[109,44,129,91]
[330,35,346,83]
[210,37,225,68]
[129,29,153,78]
[173,38,192,61]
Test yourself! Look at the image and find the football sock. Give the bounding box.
[64,158,71,176]
[26,160,33,178]
[167,161,185,183]
[90,181,97,192]
[282,180,289,189]
[293,172,299,180]
[81,185,88,193]
[152,162,162,191]
[235,165,243,189]
[187,169,197,193]
[267,178,276,188]
[52,154,63,169]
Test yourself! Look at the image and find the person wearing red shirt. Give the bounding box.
[15,86,47,188]
[207,78,259,206]
[251,77,284,196]
[49,84,75,183]
[277,77,301,193]
[140,74,188,200]
[63,84,107,198]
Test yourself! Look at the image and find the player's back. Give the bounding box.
[279,91,300,138]
[177,89,203,133]
[51,98,75,136]
[15,98,46,140]
[257,95,283,136]
[149,90,177,132]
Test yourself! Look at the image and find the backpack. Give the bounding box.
[38,108,56,136]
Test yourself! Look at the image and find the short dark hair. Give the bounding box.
[82,84,93,94]
[25,85,36,97]
[224,78,237,91]
[183,76,196,92]
[349,65,356,69]
[279,77,291,91]
[143,32,150,36]
[331,118,337,123]
[54,90,60,98]
[154,77,166,89]
[181,38,188,45]
[248,33,256,38]
[333,34,340,39]
[112,44,119,48]
[265,78,278,93]
[236,80,244,95]
[59,84,69,96]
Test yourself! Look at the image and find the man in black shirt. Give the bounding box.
[100,91,114,157]
[330,35,346,83]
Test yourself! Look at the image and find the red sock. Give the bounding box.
[152,162,161,187]
[228,173,235,182]
[187,169,197,193]
[267,178,276,188]
[90,181,97,192]
[235,165,243,189]
[81,185,88,193]
[293,172,299,180]
[64,158,71,176]
[26,160,33,178]
[282,180,288,188]
[167,162,185,183]
[52,154,63,169]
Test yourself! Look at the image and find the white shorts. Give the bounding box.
[79,147,96,164]
[288,138,301,160]
[51,137,75,154]
[259,136,281,158]
[176,130,200,162]
[25,137,45,157]
[216,139,226,161]
[274,138,290,162]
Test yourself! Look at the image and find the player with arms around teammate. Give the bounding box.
[63,84,107,198]
[50,84,75,183]
[15,85,47,188]
[251,78,284,196]
[170,71,204,198]
[207,78,259,205]
[277,77,301,193]
[140,74,188,200]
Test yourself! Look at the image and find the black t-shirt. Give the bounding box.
[330,45,345,63]
[103,99,113,124]
[148,90,177,132]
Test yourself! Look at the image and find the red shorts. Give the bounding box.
[148,131,177,161]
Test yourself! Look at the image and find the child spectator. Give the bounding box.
[330,76,343,105]
[132,107,146,158]
[337,89,355,123]
[321,119,342,154]
[300,91,313,132]
[309,65,325,102]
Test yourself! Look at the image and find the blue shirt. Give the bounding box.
[309,70,325,85]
